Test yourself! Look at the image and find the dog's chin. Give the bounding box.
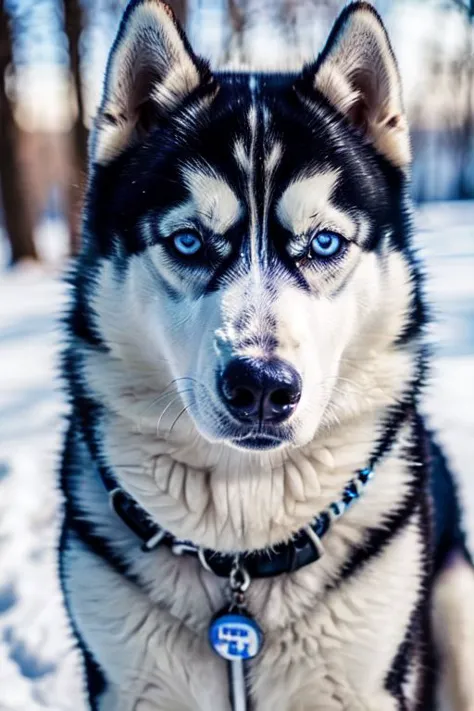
[218,420,295,452]
[222,417,322,453]
[228,433,288,451]
[192,411,292,451]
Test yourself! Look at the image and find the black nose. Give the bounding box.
[219,358,302,424]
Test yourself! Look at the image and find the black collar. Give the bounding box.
[101,402,413,579]
[106,467,373,578]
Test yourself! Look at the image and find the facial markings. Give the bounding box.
[262,108,283,270]
[246,103,260,281]
[233,86,282,280]
[141,167,243,294]
[276,169,356,258]
[155,198,232,262]
[224,94,287,361]
[181,165,243,235]
[152,165,243,262]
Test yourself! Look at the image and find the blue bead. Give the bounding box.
[343,482,359,502]
[314,512,330,537]
[330,502,342,517]
[358,468,373,483]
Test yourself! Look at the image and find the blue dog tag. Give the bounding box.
[209,612,263,661]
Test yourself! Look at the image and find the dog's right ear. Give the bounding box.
[90,0,213,165]
[297,2,410,170]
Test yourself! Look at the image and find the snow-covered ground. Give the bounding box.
[0,203,472,710]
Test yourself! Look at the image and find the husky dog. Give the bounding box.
[59,2,474,710]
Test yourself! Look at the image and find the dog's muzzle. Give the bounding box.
[218,357,302,425]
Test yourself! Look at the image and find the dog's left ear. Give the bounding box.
[299,2,410,169]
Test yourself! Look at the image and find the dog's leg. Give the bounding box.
[432,548,474,711]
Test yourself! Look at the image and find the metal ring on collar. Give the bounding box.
[197,548,214,573]
[230,558,251,592]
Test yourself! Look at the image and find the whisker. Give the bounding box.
[156,394,187,436]
[137,389,194,436]
[167,403,194,439]
[136,376,199,419]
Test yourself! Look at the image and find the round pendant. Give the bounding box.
[209,611,264,661]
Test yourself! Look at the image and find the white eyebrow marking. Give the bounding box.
[246,104,260,281]
[265,140,282,176]
[157,199,194,237]
[181,164,242,234]
[276,169,356,248]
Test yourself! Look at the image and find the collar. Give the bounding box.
[101,403,413,580]
[105,466,373,579]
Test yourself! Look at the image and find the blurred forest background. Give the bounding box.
[0,0,473,268]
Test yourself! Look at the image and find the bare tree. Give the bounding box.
[170,0,187,26]
[63,0,89,253]
[0,1,37,263]
[447,0,474,198]
[64,0,88,174]
[459,3,473,198]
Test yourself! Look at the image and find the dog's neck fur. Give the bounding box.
[82,294,418,553]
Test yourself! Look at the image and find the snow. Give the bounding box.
[0,269,84,710]
[0,203,473,709]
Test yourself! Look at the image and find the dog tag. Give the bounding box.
[209,610,263,711]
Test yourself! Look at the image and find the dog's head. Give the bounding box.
[85,1,416,453]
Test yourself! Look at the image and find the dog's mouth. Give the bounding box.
[226,425,291,451]
[231,433,285,450]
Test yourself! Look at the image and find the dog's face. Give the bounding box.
[86,1,413,452]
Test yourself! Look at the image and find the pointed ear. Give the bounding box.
[91,0,213,165]
[304,2,410,169]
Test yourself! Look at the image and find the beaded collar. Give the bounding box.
[106,465,374,579]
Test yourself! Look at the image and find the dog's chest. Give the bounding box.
[67,503,422,711]
[249,516,422,711]
[65,425,426,710]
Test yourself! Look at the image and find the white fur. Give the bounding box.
[181,165,242,235]
[246,104,261,278]
[66,223,424,708]
[276,169,357,256]
[64,415,424,710]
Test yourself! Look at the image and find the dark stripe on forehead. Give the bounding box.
[232,79,281,274]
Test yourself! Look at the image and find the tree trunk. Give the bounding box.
[64,0,88,174]
[170,0,187,26]
[459,14,473,199]
[64,0,87,253]
[0,1,38,263]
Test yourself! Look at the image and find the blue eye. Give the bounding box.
[310,231,344,258]
[173,230,203,256]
